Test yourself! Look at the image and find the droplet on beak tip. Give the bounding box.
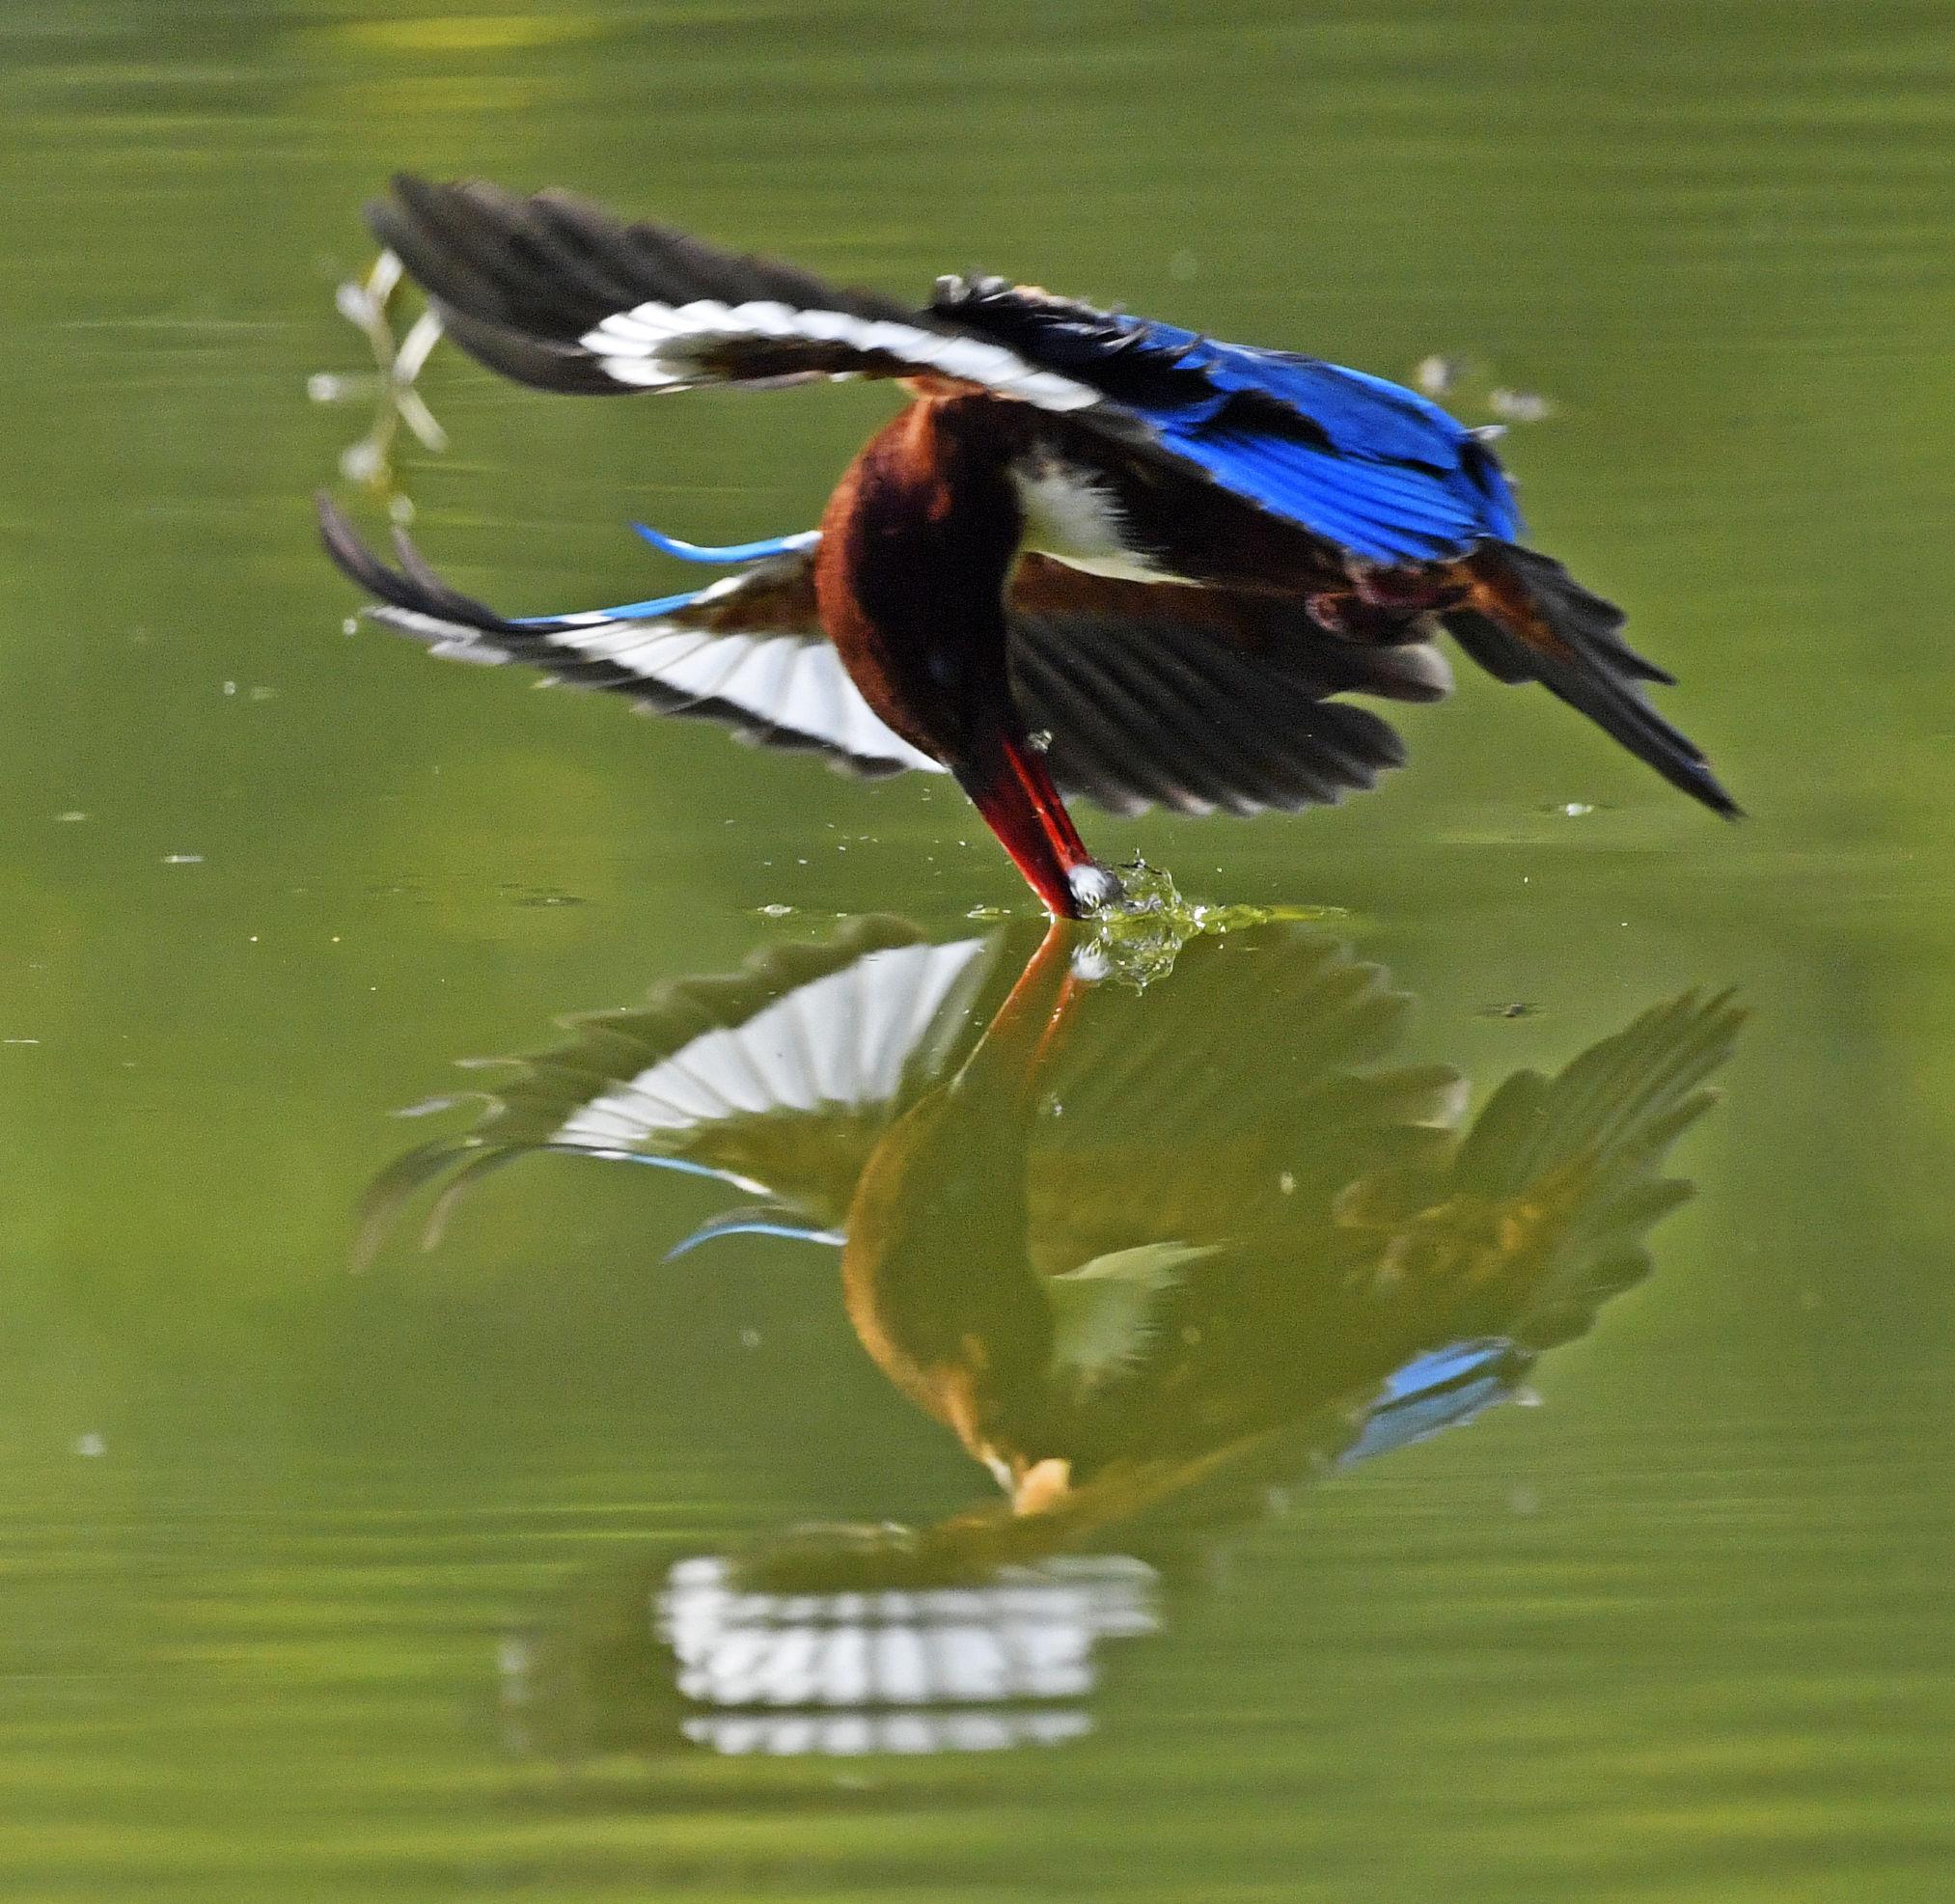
[1067,864,1125,913]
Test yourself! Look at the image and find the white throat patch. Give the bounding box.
[1009,455,1190,585]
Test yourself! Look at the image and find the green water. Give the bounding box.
[5,1,1955,1896]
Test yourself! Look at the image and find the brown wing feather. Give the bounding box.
[1005,559,1450,817]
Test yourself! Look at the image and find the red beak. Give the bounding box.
[956,731,1121,920]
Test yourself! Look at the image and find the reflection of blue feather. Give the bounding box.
[1337,1337,1526,1469]
[665,1205,846,1261]
[549,1147,735,1182]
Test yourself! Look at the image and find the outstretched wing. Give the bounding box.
[317,499,941,778]
[362,921,1003,1261]
[320,504,1450,815]
[369,176,1106,412]
[1007,557,1446,816]
[366,179,1512,566]
[936,277,1524,566]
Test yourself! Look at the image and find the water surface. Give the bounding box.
[3,2,1953,1897]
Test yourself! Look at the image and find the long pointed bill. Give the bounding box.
[955,734,1123,920]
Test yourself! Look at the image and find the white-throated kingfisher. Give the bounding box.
[321,177,1736,917]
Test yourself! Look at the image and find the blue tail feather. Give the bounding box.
[632,523,822,564]
[508,520,822,626]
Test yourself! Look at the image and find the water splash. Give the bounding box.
[1078,859,1345,989]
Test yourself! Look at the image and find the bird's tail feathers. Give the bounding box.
[1443,543,1739,817]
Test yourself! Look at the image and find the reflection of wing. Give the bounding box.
[943,980,1740,1554]
[1335,988,1747,1346]
[321,507,1445,816]
[654,1551,1154,1757]
[497,1539,1157,1763]
[362,920,999,1260]
[1018,928,1468,1272]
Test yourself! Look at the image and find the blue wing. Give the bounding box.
[934,281,1523,566]
[1147,334,1524,565]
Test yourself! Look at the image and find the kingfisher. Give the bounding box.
[319,177,1737,918]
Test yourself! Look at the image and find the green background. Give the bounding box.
[2,1,1952,1896]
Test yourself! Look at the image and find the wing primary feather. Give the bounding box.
[1005,585,1408,819]
[317,496,941,778]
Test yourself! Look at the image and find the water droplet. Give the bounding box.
[1488,387,1554,423]
[1415,353,1470,396]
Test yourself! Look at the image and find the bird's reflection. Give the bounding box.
[374,917,1740,1761]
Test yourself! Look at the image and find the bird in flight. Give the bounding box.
[319,177,1736,917]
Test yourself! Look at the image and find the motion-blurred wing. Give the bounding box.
[318,499,942,778]
[362,921,1001,1260]
[369,177,1106,411]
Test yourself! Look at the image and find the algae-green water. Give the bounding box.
[3,3,1953,1897]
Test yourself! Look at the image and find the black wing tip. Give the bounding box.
[1446,550,1743,822]
[1696,770,1744,820]
[317,489,388,597]
[316,493,515,638]
[365,171,446,253]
